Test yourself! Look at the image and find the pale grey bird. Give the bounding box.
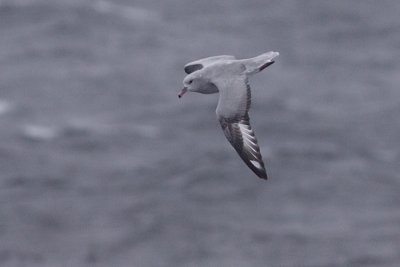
[179,51,279,179]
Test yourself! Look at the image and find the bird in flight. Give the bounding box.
[179,51,279,179]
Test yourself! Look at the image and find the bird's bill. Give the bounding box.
[178,87,188,98]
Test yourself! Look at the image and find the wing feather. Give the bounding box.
[184,55,235,74]
[217,80,267,179]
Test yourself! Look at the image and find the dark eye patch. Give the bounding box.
[184,64,203,74]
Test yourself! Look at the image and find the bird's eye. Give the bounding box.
[189,80,193,84]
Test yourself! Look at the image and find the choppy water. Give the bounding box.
[0,0,399,266]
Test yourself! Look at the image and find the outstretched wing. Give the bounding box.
[239,51,279,75]
[184,55,235,74]
[217,79,267,179]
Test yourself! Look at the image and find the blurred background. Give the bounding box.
[0,0,399,266]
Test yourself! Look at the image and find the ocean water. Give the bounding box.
[0,0,399,266]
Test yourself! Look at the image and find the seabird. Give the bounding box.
[179,51,279,179]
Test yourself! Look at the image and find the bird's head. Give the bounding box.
[179,73,205,98]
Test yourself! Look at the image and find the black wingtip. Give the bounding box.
[184,63,203,74]
[257,171,268,180]
[251,166,268,180]
[259,60,274,72]
[241,158,268,180]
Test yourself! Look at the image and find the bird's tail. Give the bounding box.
[240,51,279,75]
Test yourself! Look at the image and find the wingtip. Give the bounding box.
[259,61,274,71]
[184,63,203,74]
[248,161,268,180]
[257,170,268,180]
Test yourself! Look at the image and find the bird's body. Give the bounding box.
[179,51,279,179]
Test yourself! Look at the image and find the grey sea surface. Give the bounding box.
[0,0,400,266]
